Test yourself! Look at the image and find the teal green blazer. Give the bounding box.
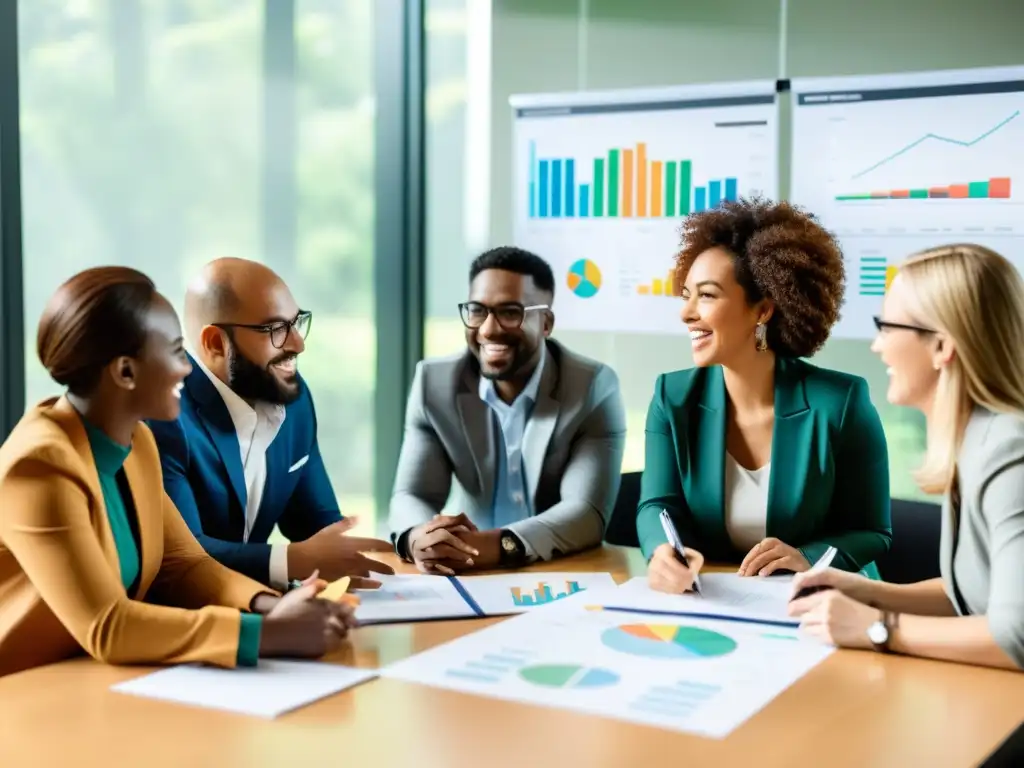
[637,357,891,577]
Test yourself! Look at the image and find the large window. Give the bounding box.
[17,0,382,534]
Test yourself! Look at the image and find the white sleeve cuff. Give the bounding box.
[520,535,539,561]
[269,544,290,591]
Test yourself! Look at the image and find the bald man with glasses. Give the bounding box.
[389,246,627,574]
[149,258,393,589]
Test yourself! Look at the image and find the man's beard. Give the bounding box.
[226,342,300,405]
[478,342,532,381]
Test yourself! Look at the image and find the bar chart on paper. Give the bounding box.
[512,83,778,333]
[510,580,584,607]
[792,67,1024,339]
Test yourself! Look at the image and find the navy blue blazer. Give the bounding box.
[148,356,342,584]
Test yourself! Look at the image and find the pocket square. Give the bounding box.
[288,455,310,473]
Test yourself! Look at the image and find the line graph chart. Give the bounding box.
[791,66,1024,339]
[850,110,1019,180]
[823,101,1023,209]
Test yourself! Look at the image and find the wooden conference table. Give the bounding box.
[1,545,1022,768]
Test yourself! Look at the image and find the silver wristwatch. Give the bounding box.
[867,611,897,652]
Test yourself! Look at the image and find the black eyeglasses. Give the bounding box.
[872,315,935,334]
[458,301,549,330]
[213,310,313,349]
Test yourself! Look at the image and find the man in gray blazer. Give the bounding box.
[389,246,627,573]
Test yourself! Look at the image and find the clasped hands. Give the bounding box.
[407,513,502,574]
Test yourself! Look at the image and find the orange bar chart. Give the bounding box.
[636,270,677,296]
[837,176,1012,201]
[990,177,1011,198]
[637,143,648,216]
[650,162,664,217]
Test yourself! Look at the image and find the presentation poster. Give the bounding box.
[791,66,1024,339]
[510,81,779,334]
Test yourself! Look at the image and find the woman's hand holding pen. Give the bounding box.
[258,572,357,658]
[648,543,704,595]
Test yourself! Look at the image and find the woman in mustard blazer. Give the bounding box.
[639,199,892,593]
[0,267,354,678]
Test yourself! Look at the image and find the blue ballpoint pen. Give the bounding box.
[659,509,702,595]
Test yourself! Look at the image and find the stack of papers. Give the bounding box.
[111,660,376,718]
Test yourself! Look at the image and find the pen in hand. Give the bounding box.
[789,545,838,602]
[659,509,701,595]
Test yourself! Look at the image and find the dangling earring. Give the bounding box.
[755,322,768,352]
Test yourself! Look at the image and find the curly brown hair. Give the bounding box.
[674,197,845,358]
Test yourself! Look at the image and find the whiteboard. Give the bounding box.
[510,81,779,335]
[791,65,1024,339]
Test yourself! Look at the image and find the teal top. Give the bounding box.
[636,358,892,578]
[82,419,261,667]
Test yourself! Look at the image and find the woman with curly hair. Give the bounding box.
[638,197,892,594]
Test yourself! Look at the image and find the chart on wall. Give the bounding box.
[791,65,1024,339]
[510,81,779,334]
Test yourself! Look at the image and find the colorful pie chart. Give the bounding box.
[518,664,620,689]
[566,259,601,298]
[601,623,737,659]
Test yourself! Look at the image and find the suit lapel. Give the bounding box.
[683,366,729,549]
[184,362,248,511]
[122,448,160,598]
[523,352,560,501]
[51,397,119,565]
[457,365,495,503]
[766,357,813,538]
[50,398,152,596]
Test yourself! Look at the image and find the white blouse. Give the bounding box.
[724,452,770,552]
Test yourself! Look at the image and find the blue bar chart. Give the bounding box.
[527,140,740,219]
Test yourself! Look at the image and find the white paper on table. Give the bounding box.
[458,572,617,616]
[610,574,798,626]
[381,596,834,738]
[352,574,479,624]
[111,660,376,718]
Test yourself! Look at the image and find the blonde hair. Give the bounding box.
[897,244,1024,494]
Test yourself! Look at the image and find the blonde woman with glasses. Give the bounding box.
[788,243,1024,670]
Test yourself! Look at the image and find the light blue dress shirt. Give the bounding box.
[478,346,546,557]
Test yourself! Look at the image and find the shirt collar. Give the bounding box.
[478,342,546,409]
[193,355,286,434]
[81,417,131,477]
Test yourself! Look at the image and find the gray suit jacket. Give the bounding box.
[388,339,627,560]
[941,406,1024,668]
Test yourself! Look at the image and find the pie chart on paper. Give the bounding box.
[566,258,602,298]
[601,623,737,659]
[518,664,619,689]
